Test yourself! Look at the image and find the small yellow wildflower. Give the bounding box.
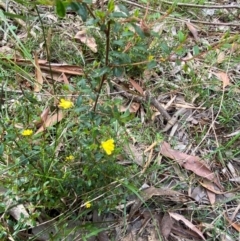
[58,99,74,109]
[65,155,74,161]
[85,201,91,208]
[21,129,33,136]
[101,139,115,155]
[148,55,154,61]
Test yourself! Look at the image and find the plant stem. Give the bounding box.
[93,21,111,112]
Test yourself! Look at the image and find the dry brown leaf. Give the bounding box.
[160,142,221,188]
[191,186,207,203]
[213,71,230,89]
[39,64,83,76]
[119,102,140,113]
[123,143,144,166]
[33,108,50,128]
[224,214,240,232]
[41,108,50,123]
[201,180,216,204]
[129,186,188,219]
[62,73,70,85]
[199,180,223,195]
[160,213,173,239]
[74,29,97,53]
[206,189,215,205]
[35,110,64,134]
[169,212,206,240]
[2,58,83,76]
[186,22,199,42]
[129,78,144,95]
[34,53,44,92]
[217,52,225,64]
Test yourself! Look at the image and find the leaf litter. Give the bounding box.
[2,0,240,240]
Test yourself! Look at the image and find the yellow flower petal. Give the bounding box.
[101,139,115,155]
[58,99,74,109]
[65,155,74,161]
[21,129,33,136]
[85,201,91,208]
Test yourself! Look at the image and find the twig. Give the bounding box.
[162,108,187,132]
[159,0,240,9]
[145,91,171,121]
[113,83,171,122]
[93,20,111,111]
[121,0,161,12]
[122,0,240,27]
[189,19,240,27]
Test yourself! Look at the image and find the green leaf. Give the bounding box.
[178,30,185,43]
[108,0,115,12]
[132,24,146,38]
[77,3,88,21]
[68,2,88,21]
[193,45,199,55]
[92,67,110,78]
[110,12,128,18]
[3,12,27,20]
[113,67,124,77]
[83,0,92,3]
[68,2,79,11]
[160,42,170,54]
[118,4,129,16]
[55,0,66,18]
[147,60,157,69]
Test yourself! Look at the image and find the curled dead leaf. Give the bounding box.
[160,142,222,188]
[74,29,97,53]
[213,71,230,90]
[129,78,144,95]
[169,212,206,240]
[186,22,199,42]
[120,102,140,113]
[35,110,64,134]
[34,53,44,92]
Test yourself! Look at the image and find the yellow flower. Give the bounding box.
[21,129,33,136]
[85,201,91,208]
[148,55,154,61]
[65,155,74,161]
[58,99,74,109]
[101,139,115,155]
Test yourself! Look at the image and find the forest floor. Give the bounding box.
[0,0,240,240]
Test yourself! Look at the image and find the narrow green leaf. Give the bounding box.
[3,12,27,20]
[178,30,185,43]
[132,24,146,38]
[108,0,115,12]
[110,12,127,18]
[55,0,66,18]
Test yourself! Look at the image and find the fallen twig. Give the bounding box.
[159,0,240,9]
[113,82,171,122]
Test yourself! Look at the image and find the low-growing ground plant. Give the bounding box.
[0,0,240,240]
